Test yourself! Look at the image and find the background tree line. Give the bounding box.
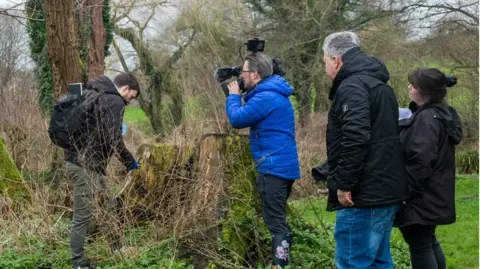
[0,0,476,176]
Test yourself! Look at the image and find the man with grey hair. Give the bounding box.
[226,52,300,268]
[321,31,408,268]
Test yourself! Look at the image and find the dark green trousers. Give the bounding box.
[66,162,123,268]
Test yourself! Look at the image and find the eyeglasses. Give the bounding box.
[241,70,255,73]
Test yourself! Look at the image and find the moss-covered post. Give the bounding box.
[114,135,337,268]
[0,136,30,201]
[193,135,227,225]
[191,134,268,268]
[117,143,192,221]
[216,135,269,267]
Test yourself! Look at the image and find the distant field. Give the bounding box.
[123,106,152,135]
[124,106,149,123]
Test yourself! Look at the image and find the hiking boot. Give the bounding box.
[272,234,292,268]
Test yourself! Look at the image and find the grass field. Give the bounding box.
[0,175,476,268]
[123,106,152,135]
[292,175,479,269]
[123,106,149,124]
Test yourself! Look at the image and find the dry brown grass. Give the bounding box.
[0,73,55,173]
[293,112,328,198]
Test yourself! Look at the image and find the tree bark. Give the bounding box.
[86,0,106,80]
[44,0,83,174]
[44,0,83,101]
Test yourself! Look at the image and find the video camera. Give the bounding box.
[214,38,286,97]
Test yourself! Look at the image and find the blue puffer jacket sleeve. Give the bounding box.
[226,92,277,129]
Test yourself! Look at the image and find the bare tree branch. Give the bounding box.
[0,9,42,25]
[408,2,478,23]
[166,29,197,68]
[111,38,130,72]
[112,1,136,23]
[140,8,156,36]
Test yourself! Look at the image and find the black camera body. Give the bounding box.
[214,38,286,97]
[213,65,244,95]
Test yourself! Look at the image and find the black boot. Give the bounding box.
[272,234,292,268]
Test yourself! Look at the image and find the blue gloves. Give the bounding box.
[127,160,139,171]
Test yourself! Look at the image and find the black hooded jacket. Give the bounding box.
[394,102,463,227]
[326,47,408,211]
[65,76,135,175]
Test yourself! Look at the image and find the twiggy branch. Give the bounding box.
[409,2,478,23]
[140,8,156,36]
[111,38,129,72]
[0,9,43,24]
[166,29,197,68]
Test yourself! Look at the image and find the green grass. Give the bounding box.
[0,231,192,269]
[436,175,479,268]
[123,106,152,135]
[291,175,479,269]
[124,106,149,123]
[0,176,477,268]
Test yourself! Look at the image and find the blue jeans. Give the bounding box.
[334,205,399,269]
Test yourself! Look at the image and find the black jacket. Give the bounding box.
[394,102,463,227]
[65,76,135,175]
[325,47,408,211]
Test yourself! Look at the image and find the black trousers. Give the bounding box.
[256,173,293,235]
[400,224,446,269]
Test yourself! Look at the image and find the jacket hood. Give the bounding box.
[244,75,294,101]
[329,47,390,100]
[410,101,463,145]
[87,76,122,96]
[431,103,463,145]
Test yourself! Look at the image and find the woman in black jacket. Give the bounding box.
[394,68,463,269]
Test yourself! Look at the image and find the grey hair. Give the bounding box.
[322,31,360,57]
[245,53,273,79]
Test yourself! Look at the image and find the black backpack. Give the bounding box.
[48,89,103,149]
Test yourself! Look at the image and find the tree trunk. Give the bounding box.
[44,0,83,174]
[169,87,184,127]
[150,101,164,139]
[86,0,106,80]
[295,84,311,128]
[44,0,83,100]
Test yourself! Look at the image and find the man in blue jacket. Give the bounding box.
[226,53,300,268]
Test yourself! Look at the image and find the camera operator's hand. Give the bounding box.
[227,80,241,95]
